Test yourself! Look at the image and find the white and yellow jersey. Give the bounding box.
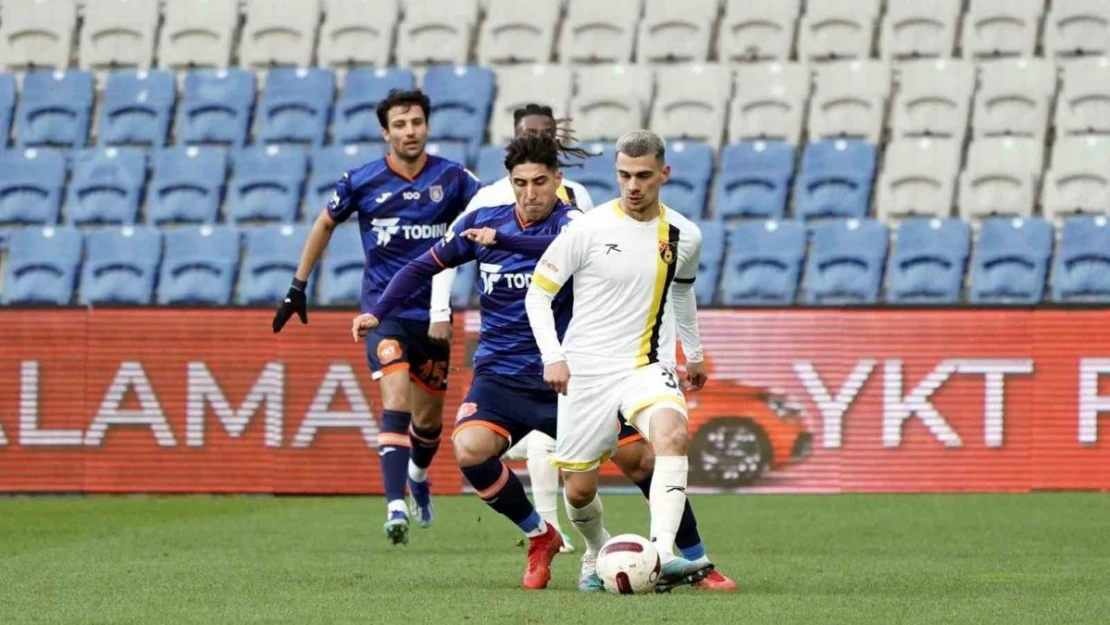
[529,200,702,378]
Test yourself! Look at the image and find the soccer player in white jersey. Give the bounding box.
[525,130,713,591]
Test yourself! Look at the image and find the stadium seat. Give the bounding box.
[158,0,238,69]
[176,69,257,147]
[571,64,654,142]
[1052,215,1110,302]
[803,218,889,305]
[719,0,801,63]
[157,225,240,305]
[1045,0,1110,59]
[794,139,877,221]
[879,0,960,60]
[237,224,314,305]
[798,0,880,62]
[489,65,571,145]
[255,68,335,146]
[425,141,469,167]
[477,144,507,185]
[147,146,228,225]
[65,147,147,226]
[0,73,16,147]
[97,70,176,147]
[0,149,66,225]
[309,143,386,213]
[227,145,308,223]
[659,141,712,219]
[332,67,416,145]
[1056,57,1110,136]
[720,219,807,305]
[239,0,321,68]
[0,226,81,305]
[971,58,1056,141]
[319,0,398,68]
[395,0,479,66]
[958,138,1043,220]
[637,0,717,64]
[560,0,640,64]
[479,0,559,65]
[968,217,1052,304]
[714,140,795,220]
[728,62,811,145]
[0,0,76,70]
[1042,137,1110,221]
[875,138,960,222]
[963,0,1043,60]
[79,226,162,305]
[452,261,478,308]
[651,64,732,149]
[574,142,620,204]
[889,59,974,144]
[318,224,363,305]
[78,0,158,70]
[15,70,94,148]
[808,61,891,144]
[693,219,726,304]
[885,217,970,304]
[424,65,495,153]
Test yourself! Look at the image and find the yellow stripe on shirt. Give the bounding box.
[636,212,681,367]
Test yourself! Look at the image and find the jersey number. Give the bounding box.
[662,370,678,389]
[418,361,448,387]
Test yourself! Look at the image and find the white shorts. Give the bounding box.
[552,363,688,472]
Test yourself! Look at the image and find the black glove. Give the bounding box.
[272,278,308,333]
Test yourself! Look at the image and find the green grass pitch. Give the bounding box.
[1,493,1107,624]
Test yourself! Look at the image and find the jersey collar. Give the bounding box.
[386,152,428,182]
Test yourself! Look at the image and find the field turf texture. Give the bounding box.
[0,493,1106,624]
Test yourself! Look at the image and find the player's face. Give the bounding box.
[381,105,428,162]
[515,114,555,139]
[616,152,670,215]
[510,162,563,222]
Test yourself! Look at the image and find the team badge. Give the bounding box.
[658,240,677,265]
[456,402,478,423]
[429,185,444,202]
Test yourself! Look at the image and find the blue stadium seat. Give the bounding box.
[794,140,877,221]
[426,141,469,167]
[423,65,495,155]
[803,218,890,305]
[693,220,726,304]
[157,225,240,305]
[0,149,66,225]
[15,70,95,148]
[575,143,619,205]
[237,224,314,305]
[886,218,971,304]
[176,69,256,147]
[715,141,795,220]
[256,68,335,146]
[477,144,507,185]
[332,68,416,145]
[452,261,478,308]
[659,141,713,219]
[148,147,228,225]
[1,226,82,305]
[79,226,162,305]
[318,224,363,305]
[227,145,307,223]
[65,148,147,226]
[969,217,1052,305]
[0,73,14,147]
[1052,216,1110,303]
[308,143,386,215]
[720,220,807,305]
[98,70,175,147]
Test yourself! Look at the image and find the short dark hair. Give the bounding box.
[504,132,560,173]
[616,130,666,163]
[376,89,431,128]
[512,102,593,167]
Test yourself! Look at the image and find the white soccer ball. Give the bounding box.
[596,534,661,595]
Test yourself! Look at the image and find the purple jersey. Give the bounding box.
[327,154,481,320]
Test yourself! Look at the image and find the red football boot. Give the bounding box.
[522,523,564,590]
[693,569,739,591]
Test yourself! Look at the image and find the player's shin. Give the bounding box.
[525,434,562,532]
[461,457,546,537]
[563,479,609,555]
[378,409,412,514]
[634,474,706,564]
[648,455,689,563]
[408,422,442,482]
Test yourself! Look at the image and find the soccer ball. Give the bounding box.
[596,534,661,595]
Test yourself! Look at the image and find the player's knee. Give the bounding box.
[650,410,689,456]
[452,428,501,467]
[613,441,654,483]
[562,473,597,509]
[410,401,443,430]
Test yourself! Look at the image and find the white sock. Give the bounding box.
[527,434,563,533]
[649,455,689,563]
[565,492,610,555]
[387,499,407,515]
[408,460,427,483]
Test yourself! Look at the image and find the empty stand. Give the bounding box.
[659,141,713,219]
[719,0,801,63]
[963,0,1043,60]
[157,225,240,305]
[255,68,335,146]
[1055,57,1110,136]
[0,149,67,225]
[476,144,507,185]
[0,0,77,70]
[78,0,158,70]
[971,58,1057,141]
[693,219,725,304]
[176,69,257,147]
[809,60,891,143]
[309,143,386,212]
[318,224,363,304]
[15,70,94,148]
[0,226,82,305]
[574,142,620,204]
[570,64,653,142]
[227,145,308,223]
[651,64,732,148]
[968,217,1052,304]
[79,226,162,305]
[803,218,889,305]
[158,0,239,69]
[560,0,640,64]
[885,217,970,304]
[97,70,176,147]
[875,138,961,222]
[958,138,1044,220]
[729,62,811,145]
[0,74,15,146]
[889,59,974,144]
[479,0,559,65]
[332,68,415,145]
[1044,0,1110,59]
[720,219,807,305]
[239,0,322,68]
[238,224,314,304]
[798,0,880,62]
[714,140,795,220]
[489,65,571,145]
[637,0,717,64]
[395,0,479,66]
[1052,216,1110,303]
[66,147,146,226]
[1042,137,1110,221]
[147,146,228,225]
[318,0,397,68]
[794,139,878,221]
[424,65,495,152]
[880,0,960,60]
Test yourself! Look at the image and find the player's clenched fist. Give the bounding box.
[351,313,380,342]
[544,361,571,396]
[462,227,498,247]
[684,360,708,392]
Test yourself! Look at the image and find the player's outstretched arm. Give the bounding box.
[673,228,706,390]
[273,209,338,333]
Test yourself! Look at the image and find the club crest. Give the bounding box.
[658,240,677,265]
[429,185,444,202]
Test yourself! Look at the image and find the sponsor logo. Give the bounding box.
[376,339,402,365]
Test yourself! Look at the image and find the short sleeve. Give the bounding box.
[532,219,588,295]
[430,211,478,269]
[675,225,702,284]
[326,171,356,223]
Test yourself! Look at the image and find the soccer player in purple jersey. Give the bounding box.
[272,89,481,546]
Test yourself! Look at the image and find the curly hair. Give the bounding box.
[503,132,561,172]
[512,103,593,167]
